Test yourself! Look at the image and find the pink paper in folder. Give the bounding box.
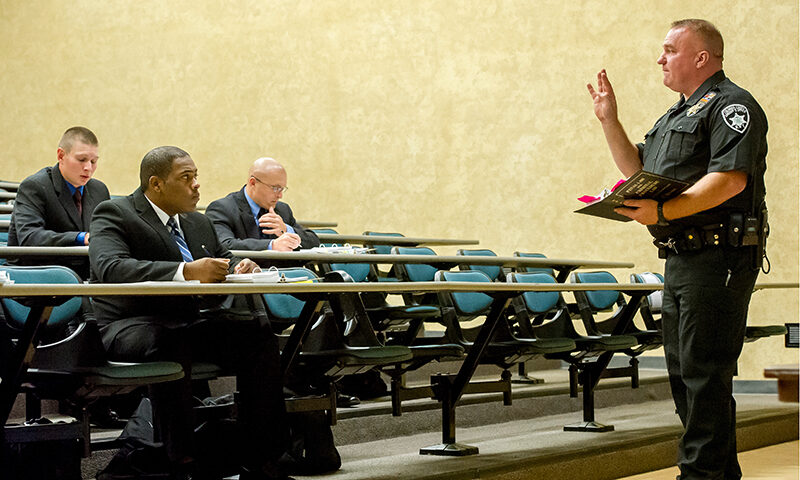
[577,178,627,203]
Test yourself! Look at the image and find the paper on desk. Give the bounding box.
[225,266,314,283]
[304,244,371,254]
[226,270,282,283]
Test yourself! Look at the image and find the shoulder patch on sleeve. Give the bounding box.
[721,104,749,133]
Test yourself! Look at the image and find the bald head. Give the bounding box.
[249,157,285,177]
[246,157,288,210]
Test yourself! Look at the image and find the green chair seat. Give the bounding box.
[745,325,788,341]
[190,361,225,381]
[383,304,440,319]
[407,344,465,360]
[301,345,412,365]
[572,334,638,353]
[490,337,576,355]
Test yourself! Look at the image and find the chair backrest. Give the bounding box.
[570,271,620,310]
[392,246,438,282]
[630,272,664,313]
[507,272,561,314]
[310,228,338,235]
[310,228,339,247]
[261,267,317,321]
[434,270,493,315]
[513,252,554,276]
[363,231,404,255]
[0,265,83,330]
[329,262,370,282]
[456,249,501,281]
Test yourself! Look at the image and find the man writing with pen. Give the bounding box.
[205,157,320,252]
[89,146,294,479]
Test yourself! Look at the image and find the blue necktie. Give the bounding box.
[167,217,194,262]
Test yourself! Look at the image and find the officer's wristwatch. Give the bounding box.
[656,201,669,226]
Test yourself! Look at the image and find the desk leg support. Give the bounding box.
[419,374,478,457]
[280,298,325,376]
[419,295,512,456]
[563,365,614,432]
[563,295,645,433]
[1,305,51,425]
[511,362,544,384]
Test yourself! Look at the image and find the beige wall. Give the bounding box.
[1,1,797,378]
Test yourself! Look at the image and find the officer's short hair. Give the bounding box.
[58,126,98,153]
[140,146,190,192]
[672,19,724,61]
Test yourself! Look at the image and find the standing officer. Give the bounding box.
[587,19,767,479]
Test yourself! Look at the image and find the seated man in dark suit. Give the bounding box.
[205,157,319,251]
[206,158,357,410]
[7,127,129,424]
[89,146,293,480]
[8,126,110,279]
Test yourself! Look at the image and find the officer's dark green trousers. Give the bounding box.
[662,246,758,480]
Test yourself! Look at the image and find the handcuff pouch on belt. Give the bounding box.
[655,223,727,258]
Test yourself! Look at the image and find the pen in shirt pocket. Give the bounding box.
[201,244,213,257]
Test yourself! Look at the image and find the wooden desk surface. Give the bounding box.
[315,233,479,246]
[0,280,661,297]
[0,246,89,257]
[298,220,338,228]
[232,250,634,270]
[0,246,632,271]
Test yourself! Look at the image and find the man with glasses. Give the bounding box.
[206,157,319,251]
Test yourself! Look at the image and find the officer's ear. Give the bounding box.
[695,50,710,69]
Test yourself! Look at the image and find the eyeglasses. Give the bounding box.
[251,175,288,194]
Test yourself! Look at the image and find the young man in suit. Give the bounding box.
[89,146,293,480]
[8,126,110,279]
[205,157,320,251]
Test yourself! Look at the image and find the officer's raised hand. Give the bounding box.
[587,69,619,124]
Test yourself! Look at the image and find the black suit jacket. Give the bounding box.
[8,164,110,278]
[204,187,320,251]
[89,188,239,326]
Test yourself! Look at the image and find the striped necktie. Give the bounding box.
[73,189,83,218]
[166,217,194,262]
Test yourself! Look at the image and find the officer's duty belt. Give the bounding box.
[654,223,727,258]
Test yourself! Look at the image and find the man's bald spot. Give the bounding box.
[249,157,285,177]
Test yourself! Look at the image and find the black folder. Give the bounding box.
[575,170,691,222]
